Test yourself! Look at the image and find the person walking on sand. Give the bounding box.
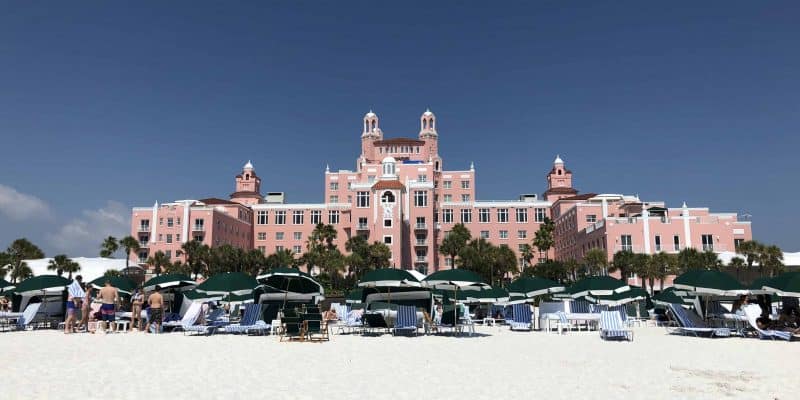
[146,286,164,334]
[98,280,119,333]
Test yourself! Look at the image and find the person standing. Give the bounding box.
[131,288,144,332]
[145,286,164,334]
[98,280,119,333]
[79,280,93,330]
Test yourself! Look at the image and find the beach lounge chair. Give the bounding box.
[741,305,793,341]
[569,300,591,314]
[6,302,41,331]
[280,315,303,342]
[666,303,731,338]
[337,309,363,335]
[554,311,573,334]
[301,312,328,341]
[509,303,532,331]
[226,304,269,335]
[169,303,218,336]
[362,312,389,335]
[393,305,418,336]
[599,310,633,341]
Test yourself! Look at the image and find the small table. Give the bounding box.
[270,319,282,335]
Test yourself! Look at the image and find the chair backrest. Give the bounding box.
[609,305,627,321]
[364,312,388,328]
[19,302,41,327]
[283,316,301,334]
[206,308,225,322]
[512,303,531,324]
[282,308,298,318]
[570,300,591,314]
[556,311,568,324]
[241,304,263,325]
[591,304,608,313]
[600,310,623,330]
[740,304,791,340]
[396,305,417,328]
[180,303,202,327]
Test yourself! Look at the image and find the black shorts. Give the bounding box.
[149,308,163,323]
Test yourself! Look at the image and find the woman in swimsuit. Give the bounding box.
[131,288,144,331]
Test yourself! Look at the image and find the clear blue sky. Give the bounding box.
[1,1,798,256]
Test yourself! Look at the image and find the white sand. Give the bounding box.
[3,326,797,400]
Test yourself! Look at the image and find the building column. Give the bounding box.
[682,202,692,249]
[642,206,651,254]
[182,201,190,243]
[150,202,158,244]
[601,198,608,219]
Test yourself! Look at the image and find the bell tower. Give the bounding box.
[230,160,263,205]
[544,155,577,202]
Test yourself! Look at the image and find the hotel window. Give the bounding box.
[257,246,266,254]
[176,218,181,225]
[293,245,302,254]
[193,235,203,242]
[701,234,714,251]
[517,230,527,239]
[445,257,453,267]
[620,235,632,251]
[358,217,368,228]
[329,210,340,224]
[368,175,376,183]
[293,232,302,240]
[381,191,395,203]
[257,232,266,241]
[480,231,490,239]
[654,235,662,252]
[516,208,528,223]
[461,180,470,189]
[460,209,472,223]
[165,250,171,259]
[461,194,470,202]
[586,214,597,223]
[194,218,204,230]
[443,181,452,189]
[673,235,680,251]
[257,211,268,225]
[166,234,173,244]
[416,217,426,228]
[497,208,509,223]
[329,195,338,203]
[167,218,174,227]
[159,218,163,226]
[275,245,284,252]
[417,174,427,182]
[176,234,180,242]
[499,230,508,239]
[444,194,453,202]
[384,219,392,228]
[478,208,490,223]
[734,238,744,251]
[356,191,370,208]
[383,236,393,245]
[138,250,148,262]
[442,209,454,223]
[293,210,304,225]
[347,182,353,190]
[535,208,547,222]
[276,232,284,240]
[414,191,428,207]
[139,220,150,231]
[329,182,338,190]
[275,211,286,225]
[311,210,322,225]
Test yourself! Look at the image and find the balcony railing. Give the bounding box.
[415,240,427,246]
[138,226,150,232]
[415,223,427,230]
[357,224,369,230]
[415,256,427,262]
[192,225,205,231]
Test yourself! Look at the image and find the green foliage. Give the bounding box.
[677,248,705,272]
[145,251,170,277]
[458,239,519,285]
[265,248,299,271]
[532,217,555,261]
[47,254,81,279]
[4,238,44,283]
[524,260,566,282]
[583,248,608,276]
[99,236,119,258]
[119,236,140,268]
[103,269,122,278]
[610,250,636,279]
[439,223,472,265]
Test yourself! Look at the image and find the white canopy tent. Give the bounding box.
[22,257,129,282]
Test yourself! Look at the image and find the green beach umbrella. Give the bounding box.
[673,270,747,296]
[423,269,489,326]
[142,273,196,292]
[345,288,363,304]
[358,268,421,287]
[14,275,71,296]
[748,276,779,295]
[507,277,565,298]
[196,272,259,296]
[89,276,135,295]
[568,276,630,298]
[182,289,222,302]
[221,292,255,304]
[257,267,323,308]
[586,285,648,306]
[651,287,692,306]
[0,279,15,293]
[459,287,510,304]
[762,271,800,297]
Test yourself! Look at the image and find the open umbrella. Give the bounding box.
[457,287,510,304]
[651,287,692,306]
[345,288,363,304]
[762,271,800,297]
[673,270,747,296]
[89,276,135,295]
[0,278,15,294]
[182,289,222,303]
[257,267,324,308]
[585,285,648,306]
[14,275,71,296]
[748,276,778,295]
[196,272,259,296]
[568,276,630,298]
[142,273,196,292]
[423,269,490,327]
[358,268,421,306]
[507,277,565,298]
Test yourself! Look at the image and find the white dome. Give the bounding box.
[554,155,564,164]
[382,156,396,164]
[243,160,254,170]
[423,108,434,117]
[365,110,377,118]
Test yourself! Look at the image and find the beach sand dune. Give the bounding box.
[4,326,795,400]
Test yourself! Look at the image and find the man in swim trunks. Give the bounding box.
[98,280,119,333]
[146,286,164,334]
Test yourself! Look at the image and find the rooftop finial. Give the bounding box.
[325,164,330,173]
[554,154,564,164]
[682,201,688,208]
[470,161,475,171]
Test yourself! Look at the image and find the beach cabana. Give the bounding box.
[142,273,196,292]
[507,277,565,298]
[568,276,630,298]
[257,267,324,308]
[762,271,800,297]
[0,279,15,294]
[196,272,259,297]
[652,287,692,306]
[423,269,490,331]
[585,286,648,306]
[673,270,747,297]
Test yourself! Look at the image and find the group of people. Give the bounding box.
[732,294,800,335]
[62,276,166,334]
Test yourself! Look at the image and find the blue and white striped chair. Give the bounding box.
[608,305,631,326]
[667,304,731,338]
[509,303,532,331]
[10,302,41,331]
[393,305,418,336]
[569,300,591,314]
[599,310,633,341]
[554,311,573,334]
[225,303,269,335]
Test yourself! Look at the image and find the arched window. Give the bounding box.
[557,169,562,175]
[245,174,250,180]
[383,160,395,176]
[435,161,440,171]
[382,191,395,203]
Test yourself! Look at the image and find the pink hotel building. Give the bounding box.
[130,110,752,278]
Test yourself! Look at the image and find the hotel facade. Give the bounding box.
[130,110,753,279]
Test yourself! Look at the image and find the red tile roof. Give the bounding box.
[199,198,239,205]
[372,180,405,190]
[374,138,425,146]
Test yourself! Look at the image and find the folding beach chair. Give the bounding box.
[741,305,793,341]
[10,302,41,331]
[225,304,269,335]
[171,303,218,336]
[302,312,328,341]
[599,310,633,341]
[280,315,303,342]
[362,312,389,335]
[509,303,532,331]
[554,311,573,334]
[666,303,731,338]
[392,305,418,336]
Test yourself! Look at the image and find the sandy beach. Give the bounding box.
[4,325,796,400]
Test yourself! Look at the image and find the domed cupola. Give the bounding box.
[419,108,437,139]
[362,109,382,139]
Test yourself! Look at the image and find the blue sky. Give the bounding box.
[0,1,798,256]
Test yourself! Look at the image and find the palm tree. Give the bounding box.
[9,261,33,283]
[760,245,784,277]
[439,223,472,268]
[303,223,339,274]
[728,256,746,280]
[650,252,677,291]
[532,217,555,261]
[490,244,519,285]
[47,254,71,276]
[457,238,495,284]
[677,248,704,272]
[266,248,297,271]
[583,248,608,276]
[5,238,44,283]
[181,240,207,279]
[735,240,763,271]
[701,250,723,271]
[145,251,170,276]
[609,250,636,281]
[519,244,535,268]
[563,258,580,282]
[100,236,119,258]
[630,253,651,289]
[119,236,140,268]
